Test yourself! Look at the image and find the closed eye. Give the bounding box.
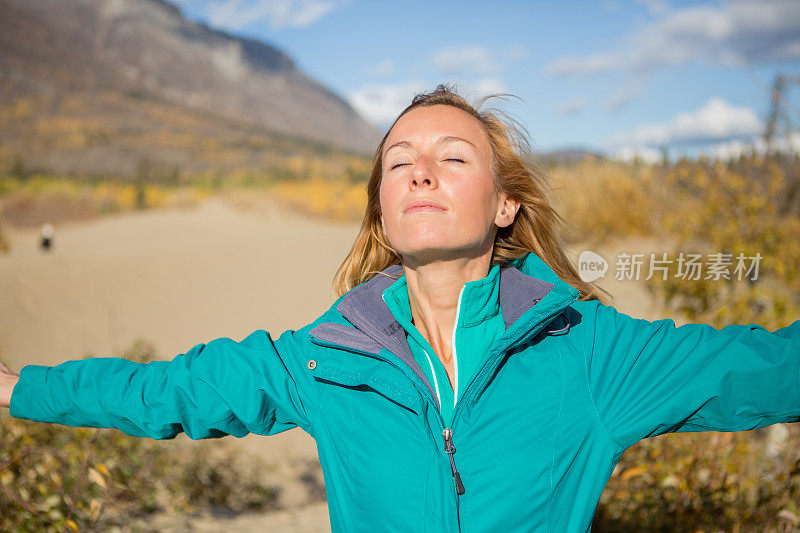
[389,158,464,170]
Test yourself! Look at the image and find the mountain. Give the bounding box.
[536,149,607,167]
[0,0,381,177]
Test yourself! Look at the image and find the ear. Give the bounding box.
[494,192,520,228]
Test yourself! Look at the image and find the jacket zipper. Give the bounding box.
[443,299,578,491]
[442,427,465,495]
[310,332,461,512]
[311,294,576,522]
[430,301,576,530]
[310,332,462,505]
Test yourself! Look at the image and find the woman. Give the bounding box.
[2,84,799,532]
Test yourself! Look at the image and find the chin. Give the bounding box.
[394,232,449,252]
[397,239,477,261]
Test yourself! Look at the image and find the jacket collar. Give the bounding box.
[334,263,441,408]
[326,252,580,409]
[336,251,578,357]
[381,263,504,328]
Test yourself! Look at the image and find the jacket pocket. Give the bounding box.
[311,363,422,415]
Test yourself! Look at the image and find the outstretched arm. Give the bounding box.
[3,328,316,440]
[583,300,800,450]
[0,361,19,408]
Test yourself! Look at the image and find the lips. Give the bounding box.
[403,199,446,214]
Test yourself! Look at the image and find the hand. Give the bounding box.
[0,360,19,409]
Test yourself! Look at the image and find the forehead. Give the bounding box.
[383,105,490,157]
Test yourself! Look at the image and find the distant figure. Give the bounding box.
[40,223,54,251]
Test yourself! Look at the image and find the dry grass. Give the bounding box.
[268,178,368,222]
[0,175,209,229]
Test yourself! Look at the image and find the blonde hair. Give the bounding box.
[332,83,610,304]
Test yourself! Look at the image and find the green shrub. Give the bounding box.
[594,427,800,531]
[0,338,280,532]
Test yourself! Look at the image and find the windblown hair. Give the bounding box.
[332,83,610,304]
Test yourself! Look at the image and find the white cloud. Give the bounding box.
[547,0,800,77]
[609,131,800,162]
[606,97,764,147]
[433,45,527,76]
[178,0,343,31]
[366,59,396,78]
[607,145,664,164]
[347,78,513,128]
[709,136,763,160]
[348,81,428,127]
[554,96,588,116]
[709,131,800,160]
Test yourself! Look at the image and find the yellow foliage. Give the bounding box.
[552,157,660,244]
[643,153,800,325]
[13,98,34,118]
[286,156,307,175]
[271,177,367,222]
[117,185,137,210]
[144,185,169,208]
[0,174,204,227]
[597,426,800,530]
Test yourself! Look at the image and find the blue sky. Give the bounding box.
[169,0,800,161]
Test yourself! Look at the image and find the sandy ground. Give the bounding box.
[0,194,357,531]
[0,193,665,531]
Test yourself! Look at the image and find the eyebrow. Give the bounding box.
[383,135,476,157]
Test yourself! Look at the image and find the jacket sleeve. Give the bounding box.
[583,300,800,450]
[9,328,315,440]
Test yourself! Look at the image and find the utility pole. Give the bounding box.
[764,73,800,154]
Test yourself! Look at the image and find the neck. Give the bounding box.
[401,249,493,363]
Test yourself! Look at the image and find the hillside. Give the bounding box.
[0,0,381,177]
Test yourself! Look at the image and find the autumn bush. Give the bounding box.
[550,156,665,245]
[269,177,368,222]
[595,427,800,532]
[0,174,207,228]
[559,153,800,531]
[0,338,280,532]
[641,154,800,327]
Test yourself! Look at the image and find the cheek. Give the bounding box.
[456,181,498,222]
[378,181,398,225]
[378,183,389,212]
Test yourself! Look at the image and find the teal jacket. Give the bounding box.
[382,262,507,428]
[10,251,800,532]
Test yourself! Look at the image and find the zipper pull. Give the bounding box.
[442,427,466,495]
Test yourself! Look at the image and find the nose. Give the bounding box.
[409,154,438,190]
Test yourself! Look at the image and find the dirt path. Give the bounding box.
[0,193,668,531]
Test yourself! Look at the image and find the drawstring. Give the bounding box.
[544,312,571,335]
[531,298,571,335]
